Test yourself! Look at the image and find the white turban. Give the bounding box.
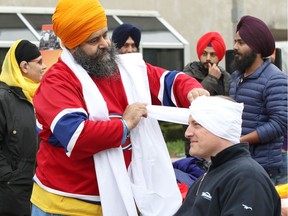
[189,96,244,144]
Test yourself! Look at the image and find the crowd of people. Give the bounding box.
[0,0,287,215]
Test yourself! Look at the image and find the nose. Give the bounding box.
[185,125,194,139]
[206,54,211,61]
[99,37,110,49]
[127,45,133,53]
[42,63,47,70]
[233,42,238,51]
[184,130,189,139]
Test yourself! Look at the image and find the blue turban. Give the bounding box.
[236,15,275,57]
[112,24,141,49]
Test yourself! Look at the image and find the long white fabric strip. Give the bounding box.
[146,105,190,125]
[117,53,182,216]
[61,48,138,216]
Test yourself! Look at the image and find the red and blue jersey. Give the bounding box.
[33,58,202,202]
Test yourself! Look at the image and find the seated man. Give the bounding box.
[112,23,141,54]
[175,96,281,216]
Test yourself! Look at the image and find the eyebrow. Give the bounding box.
[87,30,108,41]
[29,57,42,63]
[234,38,243,43]
[203,51,216,54]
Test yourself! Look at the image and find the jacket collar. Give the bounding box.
[210,143,250,168]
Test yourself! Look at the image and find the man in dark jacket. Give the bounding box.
[183,32,231,96]
[229,15,288,184]
[0,40,46,215]
[175,96,281,216]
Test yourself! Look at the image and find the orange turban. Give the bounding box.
[196,32,226,61]
[52,0,107,49]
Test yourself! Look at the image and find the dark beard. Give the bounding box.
[72,44,118,78]
[230,50,257,73]
[201,61,210,70]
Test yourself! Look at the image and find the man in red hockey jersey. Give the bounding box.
[30,0,209,215]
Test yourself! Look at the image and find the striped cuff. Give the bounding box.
[121,119,130,145]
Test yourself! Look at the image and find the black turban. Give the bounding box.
[15,40,41,65]
[236,15,275,57]
[112,24,141,49]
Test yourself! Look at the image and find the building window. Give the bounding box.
[0,7,189,72]
[143,48,184,71]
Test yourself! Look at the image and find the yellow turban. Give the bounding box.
[0,40,40,104]
[52,0,107,49]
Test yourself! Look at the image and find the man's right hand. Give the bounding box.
[208,63,221,79]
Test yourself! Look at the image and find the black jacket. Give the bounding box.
[0,81,38,216]
[183,61,231,96]
[175,143,281,216]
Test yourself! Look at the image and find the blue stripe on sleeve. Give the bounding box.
[52,111,87,150]
[162,70,180,106]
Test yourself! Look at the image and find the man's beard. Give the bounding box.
[230,49,257,73]
[202,61,210,70]
[72,44,118,78]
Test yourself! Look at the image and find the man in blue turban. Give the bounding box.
[112,23,141,54]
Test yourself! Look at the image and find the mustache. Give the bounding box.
[98,48,109,54]
[234,51,240,56]
[203,61,211,66]
[93,48,110,58]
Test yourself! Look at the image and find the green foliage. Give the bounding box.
[159,121,186,141]
[166,139,185,158]
[159,121,186,158]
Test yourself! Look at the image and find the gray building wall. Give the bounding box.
[0,0,287,68]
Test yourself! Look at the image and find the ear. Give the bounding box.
[19,61,29,75]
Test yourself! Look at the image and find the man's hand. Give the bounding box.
[187,88,210,102]
[208,63,222,79]
[122,102,147,130]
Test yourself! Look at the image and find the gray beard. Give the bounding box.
[72,44,119,78]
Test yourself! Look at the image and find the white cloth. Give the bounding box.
[61,49,182,216]
[189,95,244,144]
[117,53,182,216]
[147,105,190,125]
